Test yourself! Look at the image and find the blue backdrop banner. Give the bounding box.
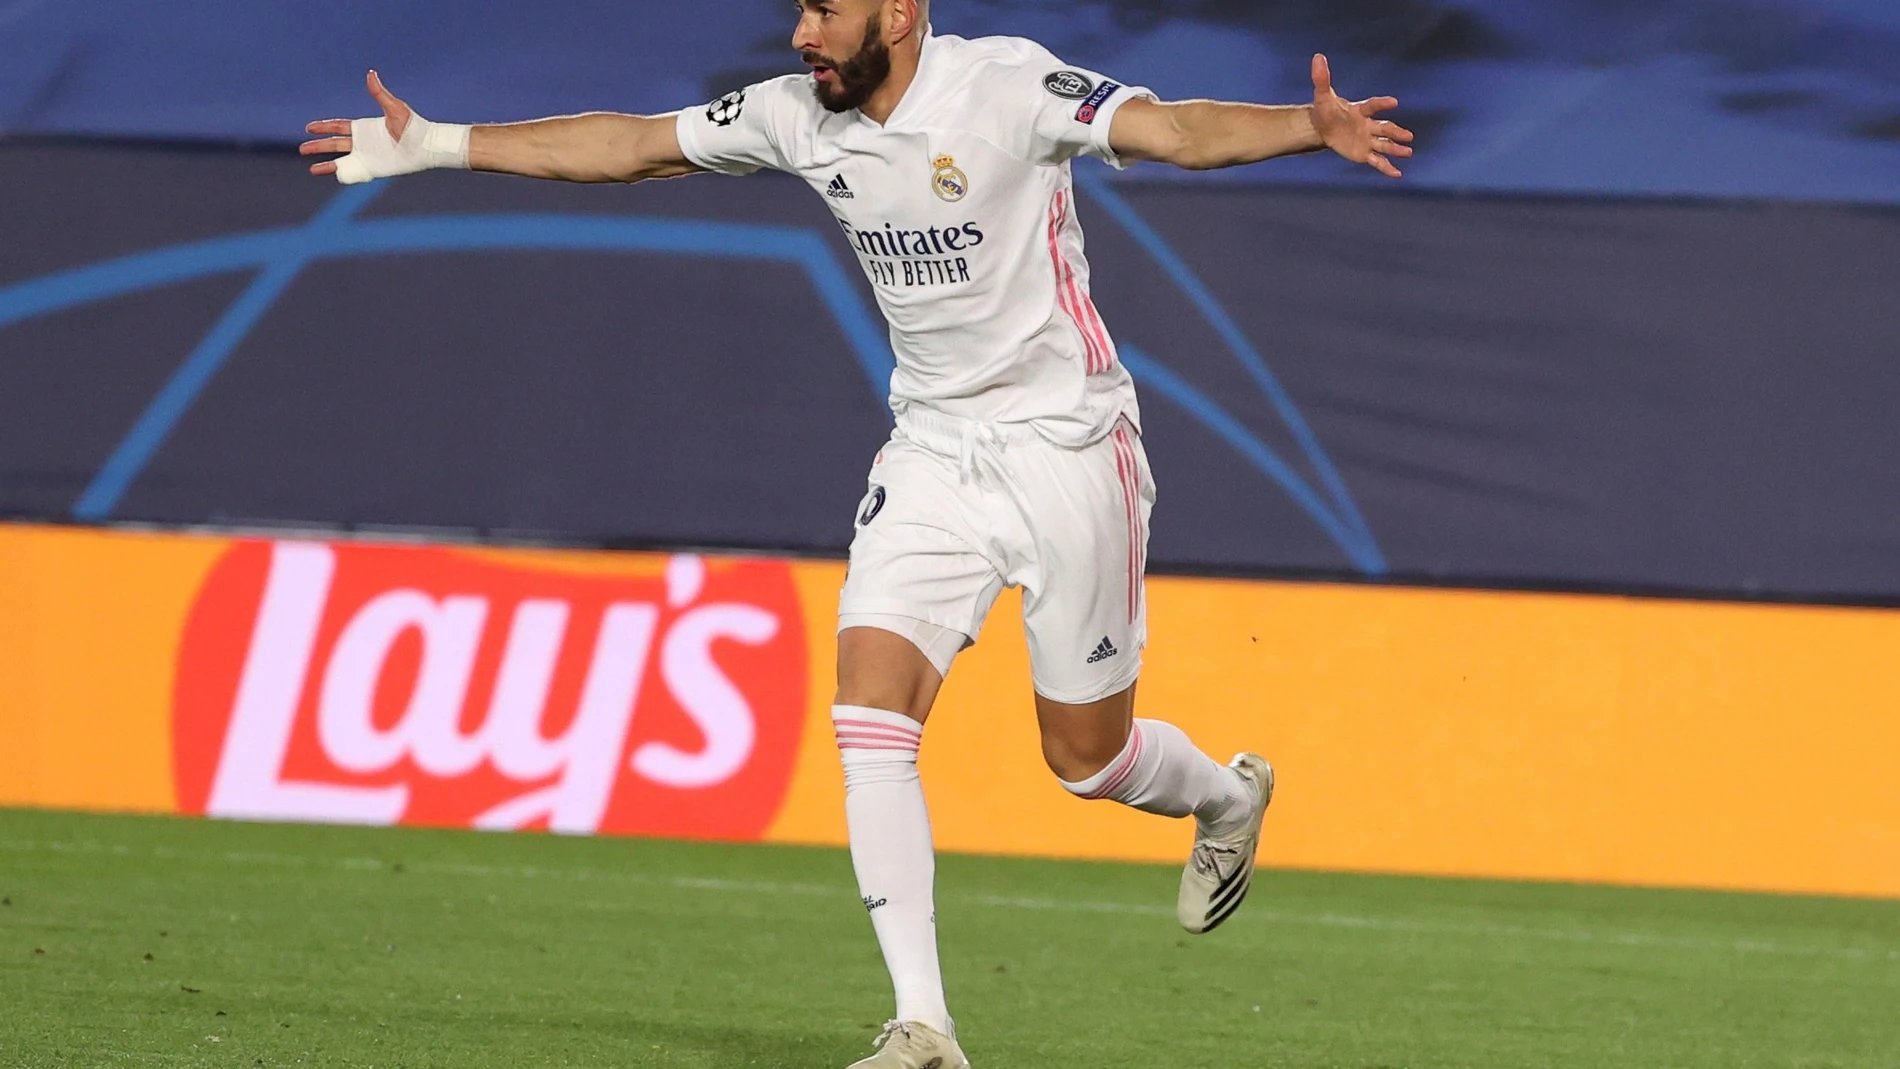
[2,0,1898,203]
[3,141,1897,600]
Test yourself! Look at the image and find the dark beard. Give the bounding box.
[806,15,891,113]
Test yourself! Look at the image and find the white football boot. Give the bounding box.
[1177,753,1274,934]
[845,1020,971,1069]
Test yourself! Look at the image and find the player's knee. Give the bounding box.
[834,622,949,723]
[833,662,934,725]
[1037,686,1137,787]
[833,681,928,730]
[1041,726,1128,787]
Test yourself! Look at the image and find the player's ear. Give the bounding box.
[888,0,923,41]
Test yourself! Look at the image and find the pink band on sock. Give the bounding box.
[836,738,921,752]
[834,718,921,736]
[833,710,923,753]
[835,729,922,743]
[1081,724,1146,799]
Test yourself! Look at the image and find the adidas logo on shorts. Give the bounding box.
[1086,636,1118,664]
[825,174,855,199]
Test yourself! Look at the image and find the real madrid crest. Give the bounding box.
[931,154,969,203]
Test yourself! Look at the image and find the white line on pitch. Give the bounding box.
[5,837,1896,964]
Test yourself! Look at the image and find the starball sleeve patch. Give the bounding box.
[706,89,747,127]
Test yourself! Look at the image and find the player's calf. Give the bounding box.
[1053,717,1252,829]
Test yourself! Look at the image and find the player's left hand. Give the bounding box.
[1309,54,1413,179]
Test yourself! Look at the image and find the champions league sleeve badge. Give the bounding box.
[931,154,969,202]
[706,89,746,127]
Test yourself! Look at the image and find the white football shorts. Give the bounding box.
[838,406,1154,705]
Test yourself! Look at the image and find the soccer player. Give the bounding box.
[304,2,1410,1065]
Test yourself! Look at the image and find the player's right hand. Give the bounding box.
[301,71,466,184]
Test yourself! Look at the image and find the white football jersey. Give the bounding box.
[676,32,1154,447]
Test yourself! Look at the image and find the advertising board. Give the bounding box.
[4,523,1895,898]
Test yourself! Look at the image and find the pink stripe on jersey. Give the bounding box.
[1048,189,1094,374]
[1054,191,1100,373]
[1054,191,1117,374]
[1082,290,1116,372]
[1047,194,1104,373]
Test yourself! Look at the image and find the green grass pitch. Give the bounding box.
[3,808,1896,1068]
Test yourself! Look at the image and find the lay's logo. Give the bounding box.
[172,540,807,840]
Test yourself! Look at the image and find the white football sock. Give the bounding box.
[1059,718,1251,836]
[833,705,950,1034]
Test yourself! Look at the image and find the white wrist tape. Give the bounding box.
[333,114,471,185]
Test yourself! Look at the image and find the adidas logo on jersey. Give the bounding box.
[1086,637,1119,664]
[825,174,855,199]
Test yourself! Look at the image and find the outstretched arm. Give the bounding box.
[1109,54,1413,177]
[301,71,699,184]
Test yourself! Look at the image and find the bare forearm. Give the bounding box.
[1158,101,1322,170]
[469,112,693,183]
[1106,58,1410,178]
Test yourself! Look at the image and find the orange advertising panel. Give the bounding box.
[2,523,1896,898]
